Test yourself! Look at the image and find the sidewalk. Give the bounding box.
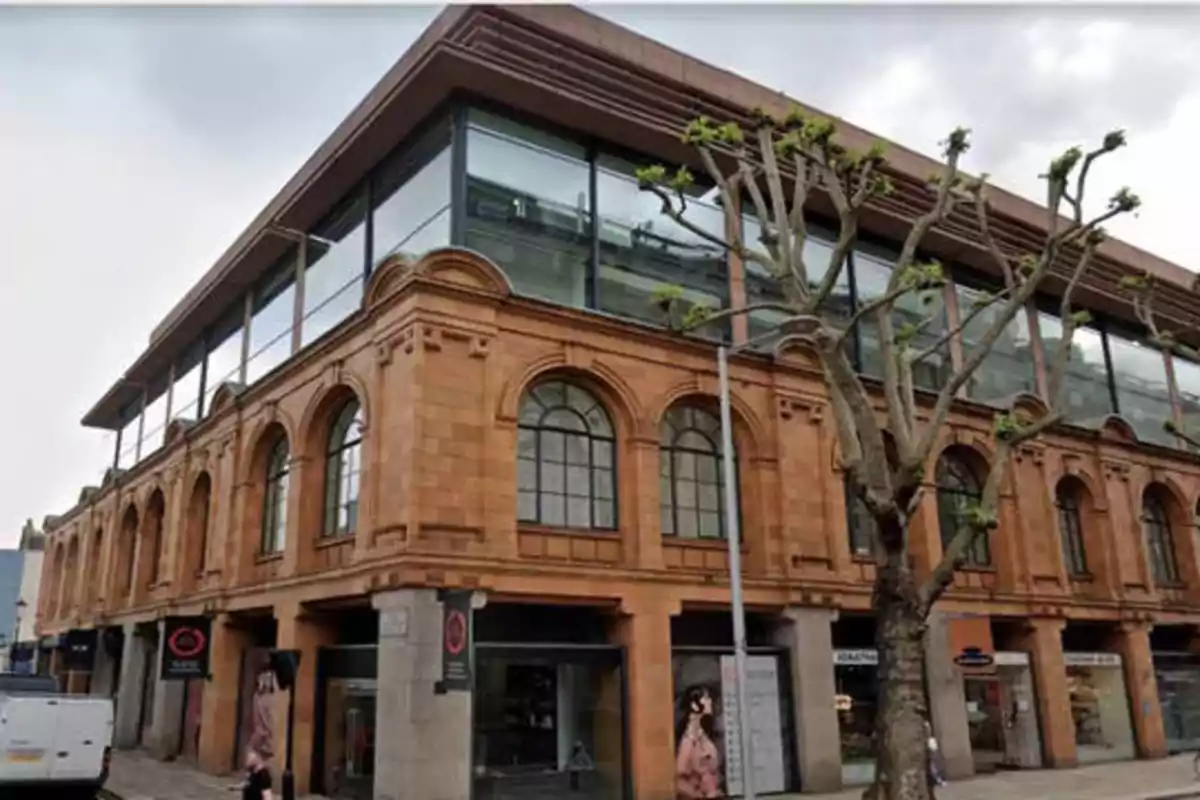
[104,748,1200,800]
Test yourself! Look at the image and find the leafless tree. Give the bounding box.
[637,109,1140,800]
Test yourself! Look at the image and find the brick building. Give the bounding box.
[34,6,1200,799]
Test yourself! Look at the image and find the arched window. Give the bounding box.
[119,506,138,598]
[145,490,165,585]
[324,401,364,537]
[935,449,990,567]
[517,380,616,530]
[1142,486,1179,584]
[262,437,290,553]
[1055,479,1089,577]
[90,528,103,605]
[186,473,212,582]
[660,405,732,539]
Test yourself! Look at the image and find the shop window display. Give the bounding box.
[671,651,794,797]
[1065,655,1136,763]
[833,650,878,786]
[472,652,625,799]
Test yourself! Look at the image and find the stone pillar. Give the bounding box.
[612,596,677,800]
[1115,622,1167,759]
[199,614,250,775]
[774,607,841,792]
[90,635,117,698]
[271,600,334,796]
[113,625,150,750]
[372,588,475,800]
[924,613,974,780]
[1018,618,1076,768]
[147,621,186,760]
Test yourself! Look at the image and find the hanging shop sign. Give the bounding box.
[436,589,473,693]
[1064,651,1122,668]
[161,616,212,680]
[954,647,995,669]
[833,649,879,666]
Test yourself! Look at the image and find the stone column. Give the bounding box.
[1115,622,1167,759]
[199,614,250,775]
[774,607,841,792]
[90,633,117,698]
[148,621,186,759]
[113,625,150,750]
[372,588,475,800]
[1018,618,1076,768]
[924,613,974,780]
[271,600,334,796]
[612,596,677,800]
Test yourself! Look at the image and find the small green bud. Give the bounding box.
[682,304,715,329]
[1070,309,1093,327]
[1110,186,1141,213]
[716,122,744,145]
[1164,419,1179,434]
[668,167,695,192]
[751,107,778,130]
[635,164,668,189]
[1102,129,1127,152]
[783,106,808,131]
[1050,146,1083,182]
[942,127,972,157]
[682,117,719,147]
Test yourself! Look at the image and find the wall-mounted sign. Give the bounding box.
[833,649,879,666]
[1064,651,1122,668]
[993,651,1031,667]
[436,589,473,693]
[62,629,97,671]
[954,647,995,669]
[161,616,211,681]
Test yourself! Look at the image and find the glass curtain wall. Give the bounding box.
[1106,330,1174,445]
[955,283,1038,403]
[1174,356,1200,447]
[171,342,204,423]
[371,120,452,266]
[205,308,245,413]
[1036,313,1114,423]
[247,251,297,386]
[303,194,367,347]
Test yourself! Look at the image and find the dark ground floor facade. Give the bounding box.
[41,592,1200,799]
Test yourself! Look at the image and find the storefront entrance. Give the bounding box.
[471,604,629,800]
[1153,652,1200,754]
[313,645,377,800]
[1065,652,1135,763]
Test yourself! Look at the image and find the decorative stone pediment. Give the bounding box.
[208,381,246,418]
[364,247,513,310]
[164,418,197,448]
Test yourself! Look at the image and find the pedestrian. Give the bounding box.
[237,746,274,800]
[925,721,946,788]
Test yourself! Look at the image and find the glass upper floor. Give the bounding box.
[109,102,1200,473]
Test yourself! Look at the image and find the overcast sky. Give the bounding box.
[2,3,1198,546]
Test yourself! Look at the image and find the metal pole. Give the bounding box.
[718,344,756,800]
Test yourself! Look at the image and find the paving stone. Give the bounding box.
[105,747,1200,800]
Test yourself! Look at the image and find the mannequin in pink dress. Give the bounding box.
[676,686,723,799]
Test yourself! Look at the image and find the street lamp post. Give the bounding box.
[718,343,755,800]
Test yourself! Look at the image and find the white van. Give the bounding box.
[0,674,114,798]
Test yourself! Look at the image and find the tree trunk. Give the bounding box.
[863,558,934,800]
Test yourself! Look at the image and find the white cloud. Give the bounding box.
[4,4,1199,545]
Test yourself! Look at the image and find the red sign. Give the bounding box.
[161,616,212,681]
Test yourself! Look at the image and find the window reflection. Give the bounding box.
[659,405,731,539]
[372,123,452,266]
[117,406,141,470]
[1143,486,1180,584]
[205,312,245,415]
[595,154,728,338]
[140,385,168,457]
[1107,332,1173,445]
[956,284,1037,404]
[1037,314,1114,423]
[856,244,947,391]
[304,194,366,348]
[465,111,591,308]
[1174,356,1200,447]
[935,449,989,566]
[171,346,203,423]
[248,253,296,386]
[741,215,851,347]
